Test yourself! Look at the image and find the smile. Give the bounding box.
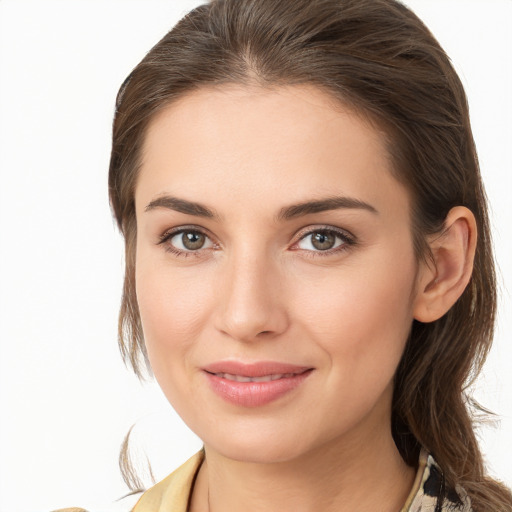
[212,372,301,383]
[202,362,313,407]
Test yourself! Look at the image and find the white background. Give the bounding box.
[0,1,510,510]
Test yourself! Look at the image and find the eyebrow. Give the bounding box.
[145,195,218,218]
[144,194,378,220]
[277,196,378,220]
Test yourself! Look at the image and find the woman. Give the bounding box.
[67,0,511,510]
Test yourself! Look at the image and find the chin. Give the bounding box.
[201,423,317,464]
[214,440,304,464]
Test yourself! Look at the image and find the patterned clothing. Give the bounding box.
[402,450,472,511]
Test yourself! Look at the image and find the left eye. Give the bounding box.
[168,230,214,251]
[296,230,347,251]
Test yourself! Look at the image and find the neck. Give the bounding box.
[190,410,416,512]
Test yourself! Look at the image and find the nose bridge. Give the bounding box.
[215,244,288,342]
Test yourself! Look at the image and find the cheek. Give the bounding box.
[135,260,211,372]
[294,254,417,372]
[292,259,417,434]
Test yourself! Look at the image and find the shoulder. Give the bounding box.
[50,451,204,512]
[131,450,205,512]
[50,452,203,512]
[50,492,143,512]
[403,450,472,512]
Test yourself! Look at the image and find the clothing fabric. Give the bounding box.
[130,449,472,512]
[402,450,472,511]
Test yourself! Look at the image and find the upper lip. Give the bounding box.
[202,361,312,378]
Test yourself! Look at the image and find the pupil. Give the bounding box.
[182,231,205,250]
[312,232,335,250]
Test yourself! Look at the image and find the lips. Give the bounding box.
[202,361,313,407]
[214,372,301,383]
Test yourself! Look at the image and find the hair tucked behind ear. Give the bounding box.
[108,0,511,508]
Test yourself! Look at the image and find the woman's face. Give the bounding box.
[135,85,425,463]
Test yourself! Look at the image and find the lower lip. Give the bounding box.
[204,370,313,407]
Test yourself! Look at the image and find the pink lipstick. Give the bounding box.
[202,361,313,407]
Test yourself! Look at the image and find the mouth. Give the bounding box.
[202,361,314,407]
[209,371,305,383]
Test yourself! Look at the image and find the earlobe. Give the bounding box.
[413,206,477,323]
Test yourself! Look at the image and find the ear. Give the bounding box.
[413,206,477,323]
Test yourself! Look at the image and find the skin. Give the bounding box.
[134,85,476,512]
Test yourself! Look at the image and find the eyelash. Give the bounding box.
[158,225,216,258]
[291,226,356,258]
[157,225,356,258]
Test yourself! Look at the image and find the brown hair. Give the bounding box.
[108,0,511,508]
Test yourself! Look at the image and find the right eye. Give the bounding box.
[159,228,215,255]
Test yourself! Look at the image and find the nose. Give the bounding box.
[213,251,290,342]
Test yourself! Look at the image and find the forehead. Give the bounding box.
[136,84,409,219]
[142,84,387,164]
